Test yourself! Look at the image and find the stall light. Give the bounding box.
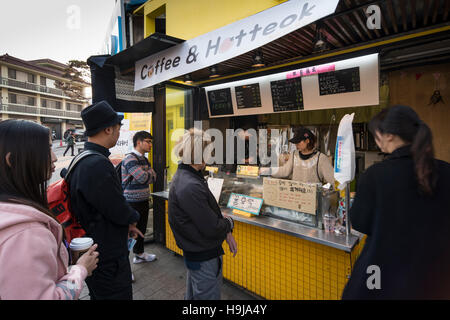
[313,23,329,53]
[209,65,220,78]
[252,49,265,67]
[184,74,193,84]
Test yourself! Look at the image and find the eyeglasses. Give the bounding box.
[143,139,153,144]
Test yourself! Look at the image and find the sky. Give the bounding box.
[0,0,117,64]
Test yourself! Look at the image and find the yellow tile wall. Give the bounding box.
[165,207,364,300]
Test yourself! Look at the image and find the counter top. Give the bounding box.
[151,191,361,252]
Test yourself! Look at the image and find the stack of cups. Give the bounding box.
[323,214,337,233]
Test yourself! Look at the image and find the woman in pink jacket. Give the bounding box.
[0,120,99,300]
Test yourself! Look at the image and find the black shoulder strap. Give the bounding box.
[65,150,104,180]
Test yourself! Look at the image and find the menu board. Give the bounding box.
[270,77,304,112]
[263,177,317,215]
[227,193,263,215]
[235,83,262,109]
[318,67,360,96]
[207,88,234,116]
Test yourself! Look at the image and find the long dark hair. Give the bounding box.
[0,120,55,217]
[369,105,437,196]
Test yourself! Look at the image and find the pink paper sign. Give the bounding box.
[286,64,336,79]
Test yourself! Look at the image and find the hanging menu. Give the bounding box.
[318,67,360,95]
[235,83,262,109]
[270,77,304,112]
[207,88,234,116]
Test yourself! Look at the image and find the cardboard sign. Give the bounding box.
[227,193,263,215]
[263,177,317,214]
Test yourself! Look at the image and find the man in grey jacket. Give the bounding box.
[168,128,237,300]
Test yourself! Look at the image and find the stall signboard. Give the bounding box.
[135,0,340,90]
[110,113,152,161]
[227,193,264,216]
[263,177,317,215]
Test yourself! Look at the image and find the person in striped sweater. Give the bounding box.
[121,131,157,268]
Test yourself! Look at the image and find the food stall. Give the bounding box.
[92,0,449,300]
[154,164,364,300]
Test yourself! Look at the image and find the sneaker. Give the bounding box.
[131,272,135,283]
[133,253,157,264]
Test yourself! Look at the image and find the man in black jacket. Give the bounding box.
[169,128,237,300]
[69,100,143,300]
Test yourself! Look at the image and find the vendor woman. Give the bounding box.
[270,127,334,184]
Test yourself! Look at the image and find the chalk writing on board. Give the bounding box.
[208,88,234,116]
[235,83,262,109]
[270,77,304,112]
[318,67,360,96]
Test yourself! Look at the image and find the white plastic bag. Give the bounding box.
[334,113,355,190]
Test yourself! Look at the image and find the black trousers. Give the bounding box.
[128,200,149,255]
[85,255,133,300]
[63,144,74,156]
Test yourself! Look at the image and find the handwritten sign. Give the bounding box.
[236,165,259,177]
[263,178,317,214]
[227,193,263,215]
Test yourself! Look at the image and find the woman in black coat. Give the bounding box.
[342,105,450,299]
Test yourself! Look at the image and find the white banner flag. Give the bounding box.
[135,0,339,90]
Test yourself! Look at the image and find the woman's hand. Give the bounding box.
[226,232,237,257]
[76,244,99,276]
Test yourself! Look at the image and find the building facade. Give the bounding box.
[0,54,90,139]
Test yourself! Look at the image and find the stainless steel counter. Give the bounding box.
[151,192,361,252]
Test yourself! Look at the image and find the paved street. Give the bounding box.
[49,140,84,185]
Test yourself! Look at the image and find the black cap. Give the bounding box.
[81,100,124,136]
[289,127,315,144]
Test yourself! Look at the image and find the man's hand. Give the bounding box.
[129,223,144,239]
[226,232,237,257]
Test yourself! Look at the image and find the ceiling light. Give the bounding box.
[313,22,329,53]
[209,65,220,78]
[252,49,265,67]
[184,74,193,84]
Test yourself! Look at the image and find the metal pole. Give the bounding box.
[345,184,351,237]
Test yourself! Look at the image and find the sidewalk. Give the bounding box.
[79,242,260,300]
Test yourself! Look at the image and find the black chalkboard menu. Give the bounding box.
[270,77,304,112]
[207,88,234,116]
[235,83,262,109]
[318,67,360,96]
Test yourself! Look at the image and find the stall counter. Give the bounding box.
[153,192,365,300]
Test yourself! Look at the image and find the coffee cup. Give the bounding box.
[69,237,94,264]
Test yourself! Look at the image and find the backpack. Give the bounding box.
[114,152,139,189]
[47,150,102,243]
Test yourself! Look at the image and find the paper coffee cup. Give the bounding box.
[69,237,94,264]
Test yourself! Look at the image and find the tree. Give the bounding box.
[55,60,91,100]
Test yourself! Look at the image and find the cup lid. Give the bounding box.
[69,237,93,250]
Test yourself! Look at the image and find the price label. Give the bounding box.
[227,193,263,216]
[236,165,259,177]
[205,166,219,173]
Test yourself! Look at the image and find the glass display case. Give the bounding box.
[212,170,338,229]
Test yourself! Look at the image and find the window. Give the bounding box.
[40,76,47,86]
[8,93,17,104]
[8,68,16,79]
[41,99,47,108]
[27,73,36,83]
[28,96,35,106]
